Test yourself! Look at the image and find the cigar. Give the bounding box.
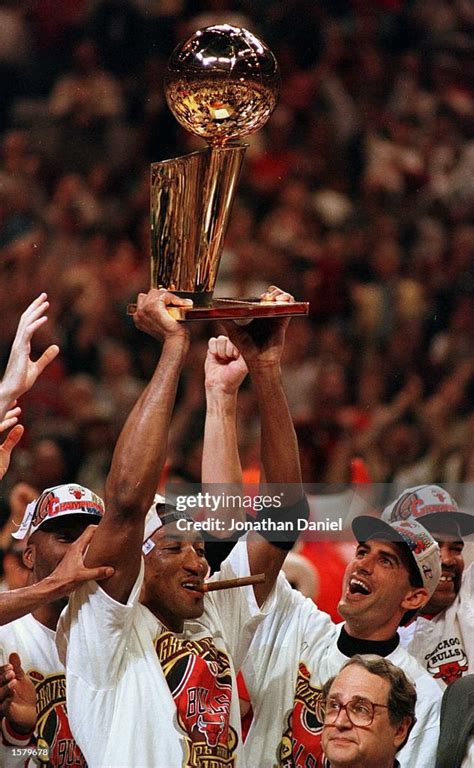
[202,573,266,593]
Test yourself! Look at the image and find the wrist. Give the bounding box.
[247,360,282,376]
[162,331,190,353]
[0,382,17,405]
[205,389,238,413]
[2,717,35,742]
[248,364,283,390]
[205,383,239,398]
[40,572,68,601]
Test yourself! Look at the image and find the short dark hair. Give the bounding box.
[392,541,424,626]
[322,654,417,729]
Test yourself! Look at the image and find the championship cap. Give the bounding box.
[12,484,104,541]
[381,484,474,537]
[142,494,194,555]
[352,516,441,600]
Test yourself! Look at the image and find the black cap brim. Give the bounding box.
[415,511,474,538]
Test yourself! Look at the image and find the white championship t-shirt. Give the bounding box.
[56,540,274,768]
[399,563,474,688]
[0,613,85,767]
[242,573,442,768]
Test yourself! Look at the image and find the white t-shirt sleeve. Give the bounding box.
[202,539,279,670]
[56,560,144,688]
[242,573,336,699]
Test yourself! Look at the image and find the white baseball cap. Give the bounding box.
[12,484,104,541]
[382,484,474,537]
[142,494,194,554]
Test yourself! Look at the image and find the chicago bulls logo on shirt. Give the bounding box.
[155,632,238,767]
[277,663,325,767]
[425,637,469,685]
[29,670,86,766]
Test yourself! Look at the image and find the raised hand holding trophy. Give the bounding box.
[131,25,308,320]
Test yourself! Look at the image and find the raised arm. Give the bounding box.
[0,293,59,422]
[221,287,307,604]
[83,289,191,603]
[202,335,248,531]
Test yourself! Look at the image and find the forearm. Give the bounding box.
[0,388,14,423]
[203,389,242,485]
[246,364,306,602]
[0,578,65,626]
[202,388,243,535]
[250,363,302,493]
[106,334,189,518]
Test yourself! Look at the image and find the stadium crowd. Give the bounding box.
[0,0,473,506]
[0,1,473,766]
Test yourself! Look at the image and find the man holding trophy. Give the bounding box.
[55,25,308,768]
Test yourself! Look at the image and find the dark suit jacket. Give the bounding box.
[435,675,474,768]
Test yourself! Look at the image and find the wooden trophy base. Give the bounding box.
[127,297,309,321]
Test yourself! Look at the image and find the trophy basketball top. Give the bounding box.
[164,25,280,147]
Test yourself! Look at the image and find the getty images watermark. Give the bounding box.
[159,482,473,541]
[166,485,350,538]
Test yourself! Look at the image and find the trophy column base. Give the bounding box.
[127,297,309,321]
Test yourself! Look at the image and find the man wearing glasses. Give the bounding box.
[321,655,416,768]
[241,514,442,767]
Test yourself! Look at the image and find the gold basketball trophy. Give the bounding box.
[131,25,308,320]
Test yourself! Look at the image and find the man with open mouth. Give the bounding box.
[240,506,443,768]
[382,484,474,687]
[55,286,307,768]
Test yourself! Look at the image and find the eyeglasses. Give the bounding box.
[322,696,390,727]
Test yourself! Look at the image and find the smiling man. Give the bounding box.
[382,484,474,687]
[240,514,442,768]
[56,287,306,768]
[321,655,416,768]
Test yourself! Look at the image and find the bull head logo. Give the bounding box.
[390,493,423,521]
[68,486,85,500]
[197,713,225,747]
[428,647,468,685]
[433,659,469,685]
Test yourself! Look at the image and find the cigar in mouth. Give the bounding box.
[202,573,266,593]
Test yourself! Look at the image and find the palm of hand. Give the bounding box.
[3,348,31,395]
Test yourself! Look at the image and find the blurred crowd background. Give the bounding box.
[0,0,473,569]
